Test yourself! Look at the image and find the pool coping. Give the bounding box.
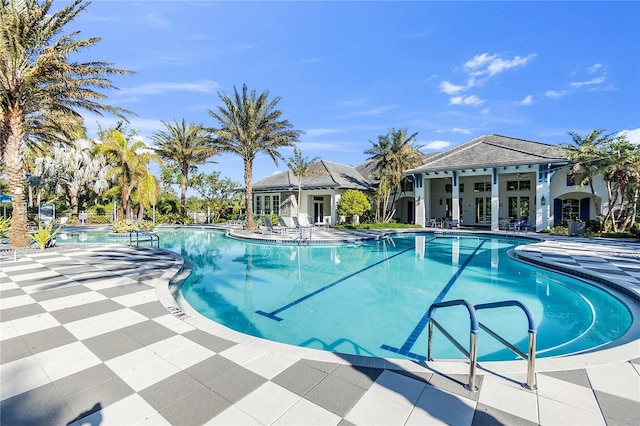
[153,231,640,380]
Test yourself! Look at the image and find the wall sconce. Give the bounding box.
[416,196,421,203]
[540,195,546,206]
[439,198,443,205]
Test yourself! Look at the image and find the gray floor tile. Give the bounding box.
[301,358,340,374]
[139,372,204,412]
[184,354,241,386]
[160,385,231,426]
[3,266,50,277]
[0,303,45,322]
[82,329,145,361]
[21,326,77,356]
[182,329,237,353]
[206,365,267,404]
[49,299,124,323]
[428,372,484,401]
[337,419,356,426]
[64,375,134,418]
[595,390,640,426]
[0,288,26,298]
[329,365,382,390]
[472,402,538,426]
[98,282,153,298]
[130,301,170,318]
[304,374,367,417]
[272,360,329,396]
[29,283,90,302]
[53,364,120,398]
[0,336,31,364]
[120,319,177,345]
[540,368,591,388]
[0,383,74,426]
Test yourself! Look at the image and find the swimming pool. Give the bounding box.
[59,228,634,362]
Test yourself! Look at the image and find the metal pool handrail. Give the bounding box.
[427,299,480,391]
[426,298,537,392]
[128,230,160,248]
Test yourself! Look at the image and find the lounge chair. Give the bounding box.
[278,217,296,233]
[59,216,68,227]
[262,217,285,235]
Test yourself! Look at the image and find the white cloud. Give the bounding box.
[517,95,534,105]
[481,107,490,114]
[570,76,605,89]
[588,63,603,74]
[451,127,472,135]
[424,140,452,150]
[545,90,566,99]
[617,128,640,144]
[464,53,537,77]
[304,128,342,137]
[449,95,484,107]
[121,80,219,96]
[439,81,466,95]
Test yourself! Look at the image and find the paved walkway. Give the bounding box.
[1,230,639,425]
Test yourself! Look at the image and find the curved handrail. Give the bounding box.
[474,300,536,333]
[128,230,160,248]
[427,299,479,334]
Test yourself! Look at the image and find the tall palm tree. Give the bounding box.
[365,128,422,223]
[96,127,161,220]
[208,84,302,230]
[1,0,132,246]
[286,146,320,217]
[150,119,217,216]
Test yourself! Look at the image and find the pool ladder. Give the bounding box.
[128,230,160,248]
[426,299,537,392]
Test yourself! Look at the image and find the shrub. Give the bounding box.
[30,221,62,250]
[0,217,10,238]
[112,219,155,233]
[337,190,371,223]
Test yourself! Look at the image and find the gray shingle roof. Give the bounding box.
[252,160,373,191]
[406,134,568,174]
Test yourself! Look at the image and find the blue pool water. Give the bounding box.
[59,229,633,361]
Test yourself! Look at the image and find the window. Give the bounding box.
[474,182,490,192]
[445,184,464,193]
[507,180,531,191]
[401,179,414,192]
[561,199,580,221]
[255,194,280,216]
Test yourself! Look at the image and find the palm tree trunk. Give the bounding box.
[6,107,30,246]
[180,172,188,216]
[244,159,255,230]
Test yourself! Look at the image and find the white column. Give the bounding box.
[491,168,500,231]
[452,171,460,221]
[536,165,551,230]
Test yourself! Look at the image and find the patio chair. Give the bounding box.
[278,217,296,233]
[262,217,284,235]
[447,219,459,229]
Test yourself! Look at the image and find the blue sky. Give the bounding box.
[72,0,640,185]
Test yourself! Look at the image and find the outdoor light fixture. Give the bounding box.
[439,198,443,205]
[541,195,546,206]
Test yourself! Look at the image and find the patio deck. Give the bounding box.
[1,229,638,425]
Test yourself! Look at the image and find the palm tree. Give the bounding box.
[286,147,320,217]
[33,138,110,217]
[365,128,423,223]
[150,119,217,216]
[208,84,302,230]
[1,0,132,246]
[96,126,161,220]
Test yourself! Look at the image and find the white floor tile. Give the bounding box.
[65,308,147,339]
[477,374,538,423]
[34,341,101,382]
[273,398,341,425]
[153,314,195,333]
[205,406,262,425]
[586,362,640,401]
[234,382,300,425]
[220,343,267,366]
[536,374,603,414]
[366,369,426,407]
[11,312,60,335]
[1,294,36,309]
[243,351,299,379]
[407,385,476,426]
[345,390,413,425]
[112,289,157,307]
[116,356,180,392]
[0,358,50,400]
[538,396,605,425]
[39,291,107,312]
[80,394,158,425]
[147,335,215,369]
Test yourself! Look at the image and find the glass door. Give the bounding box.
[475,197,491,224]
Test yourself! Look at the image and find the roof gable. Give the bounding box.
[252,160,373,191]
[407,134,568,173]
